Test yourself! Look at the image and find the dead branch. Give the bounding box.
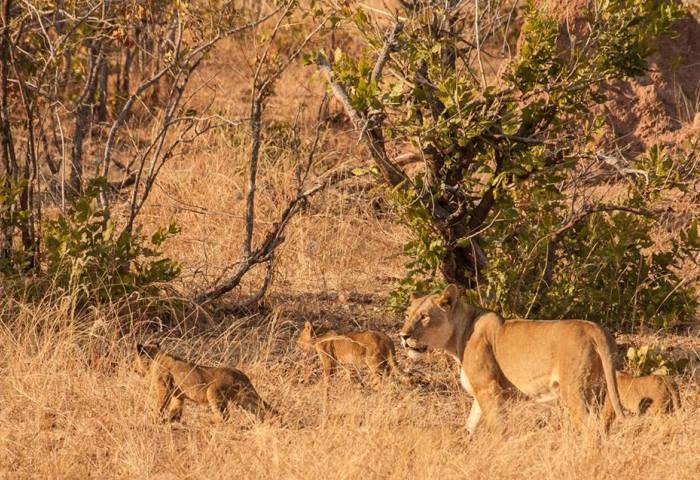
[371,22,403,85]
[193,163,359,306]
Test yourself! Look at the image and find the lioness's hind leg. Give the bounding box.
[560,382,590,431]
[206,386,229,423]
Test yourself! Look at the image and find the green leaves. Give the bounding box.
[328,1,693,328]
[626,345,690,376]
[42,180,181,305]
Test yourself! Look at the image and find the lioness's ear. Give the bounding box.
[304,321,312,330]
[438,284,461,309]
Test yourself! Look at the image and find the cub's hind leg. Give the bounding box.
[364,354,389,389]
[167,394,184,422]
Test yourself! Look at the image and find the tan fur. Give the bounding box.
[399,284,625,434]
[134,343,275,423]
[297,321,407,387]
[602,372,681,428]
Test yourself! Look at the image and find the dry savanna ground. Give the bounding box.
[1,306,700,479]
[3,2,700,479]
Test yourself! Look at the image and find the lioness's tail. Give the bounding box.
[592,327,625,420]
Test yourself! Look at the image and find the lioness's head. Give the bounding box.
[133,343,160,375]
[399,284,461,359]
[296,321,315,352]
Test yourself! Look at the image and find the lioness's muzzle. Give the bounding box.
[399,334,427,353]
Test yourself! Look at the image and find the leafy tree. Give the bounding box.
[315,0,696,327]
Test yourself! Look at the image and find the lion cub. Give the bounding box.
[134,343,275,423]
[603,371,681,427]
[296,321,406,387]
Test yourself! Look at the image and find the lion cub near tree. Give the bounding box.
[296,321,407,387]
[602,371,681,427]
[134,343,275,423]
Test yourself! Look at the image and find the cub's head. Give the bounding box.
[399,284,461,359]
[133,343,161,375]
[296,321,315,352]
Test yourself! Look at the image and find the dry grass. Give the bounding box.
[1,304,700,479]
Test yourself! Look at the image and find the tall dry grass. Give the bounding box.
[1,303,699,479]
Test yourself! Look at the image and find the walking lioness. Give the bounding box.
[399,285,625,433]
[297,321,407,387]
[134,343,275,423]
[602,372,680,428]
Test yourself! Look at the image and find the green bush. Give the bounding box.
[626,345,690,376]
[41,181,181,305]
[0,176,32,273]
[354,1,695,328]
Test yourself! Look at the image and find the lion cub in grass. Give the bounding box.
[134,343,275,423]
[296,321,407,387]
[603,371,681,427]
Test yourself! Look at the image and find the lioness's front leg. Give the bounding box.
[317,347,335,384]
[466,399,482,434]
[464,339,505,433]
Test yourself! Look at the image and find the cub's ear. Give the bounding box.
[438,284,461,309]
[303,321,312,329]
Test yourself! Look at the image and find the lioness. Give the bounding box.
[134,343,275,423]
[297,321,407,387]
[399,285,625,433]
[602,372,680,428]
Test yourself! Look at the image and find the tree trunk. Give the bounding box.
[70,43,101,195]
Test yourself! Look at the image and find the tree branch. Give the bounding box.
[371,22,403,84]
[315,53,408,187]
[193,164,360,306]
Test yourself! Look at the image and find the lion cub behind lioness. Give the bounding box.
[296,321,407,387]
[134,343,275,423]
[602,371,681,427]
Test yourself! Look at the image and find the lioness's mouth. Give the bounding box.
[408,345,427,354]
[400,336,427,353]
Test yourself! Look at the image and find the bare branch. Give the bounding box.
[315,53,408,187]
[371,22,403,85]
[215,260,275,315]
[193,164,360,306]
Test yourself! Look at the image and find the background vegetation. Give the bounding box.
[1,1,700,478]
